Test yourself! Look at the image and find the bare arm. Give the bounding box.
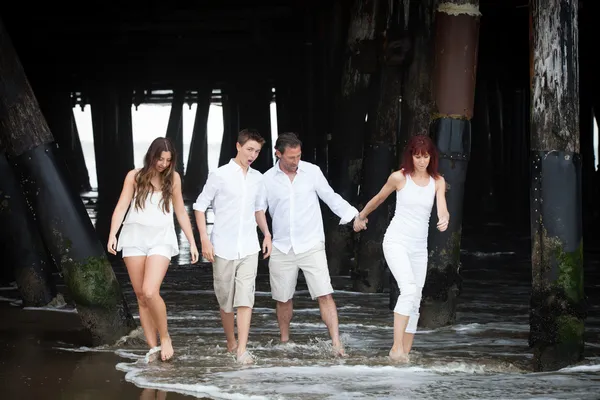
[358,171,405,221]
[192,172,218,262]
[172,172,199,262]
[255,210,272,258]
[107,169,137,254]
[435,176,450,231]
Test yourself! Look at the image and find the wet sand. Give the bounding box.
[0,302,196,400]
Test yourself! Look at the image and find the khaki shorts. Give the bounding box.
[213,252,259,313]
[268,242,333,302]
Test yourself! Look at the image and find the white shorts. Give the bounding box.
[268,242,333,302]
[121,245,173,260]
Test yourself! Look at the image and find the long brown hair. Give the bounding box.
[134,137,177,213]
[400,135,440,178]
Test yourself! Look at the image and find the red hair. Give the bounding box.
[400,135,440,178]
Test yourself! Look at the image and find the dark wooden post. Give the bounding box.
[36,89,92,193]
[0,151,58,306]
[90,85,134,247]
[218,86,240,167]
[183,86,212,199]
[0,18,137,344]
[419,1,480,328]
[326,0,379,276]
[237,81,273,173]
[355,1,411,293]
[166,89,185,176]
[529,0,584,371]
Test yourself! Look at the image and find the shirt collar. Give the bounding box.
[228,158,251,173]
[275,159,306,174]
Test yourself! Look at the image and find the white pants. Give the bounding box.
[383,240,428,334]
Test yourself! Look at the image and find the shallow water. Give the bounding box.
[6,207,600,399]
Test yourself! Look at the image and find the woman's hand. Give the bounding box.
[437,213,449,232]
[190,243,199,264]
[107,235,117,255]
[353,214,368,232]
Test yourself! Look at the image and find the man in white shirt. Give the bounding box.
[260,132,359,357]
[193,129,272,365]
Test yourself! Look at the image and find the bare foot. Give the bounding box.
[236,350,254,365]
[332,343,347,358]
[145,346,161,363]
[160,336,174,361]
[388,348,409,364]
[227,342,238,354]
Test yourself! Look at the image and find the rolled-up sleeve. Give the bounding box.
[192,172,218,212]
[255,179,268,212]
[314,167,358,225]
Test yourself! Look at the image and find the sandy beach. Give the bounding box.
[0,301,195,400]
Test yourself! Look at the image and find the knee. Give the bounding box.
[142,287,158,301]
[398,283,417,298]
[135,291,148,307]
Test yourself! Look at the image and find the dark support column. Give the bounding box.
[0,19,137,344]
[390,0,437,304]
[183,86,212,199]
[218,87,239,167]
[90,86,134,247]
[237,81,273,173]
[355,1,408,293]
[0,151,57,306]
[90,86,134,203]
[419,1,480,329]
[397,0,436,150]
[37,89,92,193]
[166,89,185,176]
[529,0,584,372]
[326,0,379,276]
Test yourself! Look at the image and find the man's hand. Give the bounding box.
[353,214,368,232]
[200,236,215,263]
[262,234,272,259]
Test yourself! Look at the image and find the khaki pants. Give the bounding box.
[268,242,333,302]
[213,252,259,313]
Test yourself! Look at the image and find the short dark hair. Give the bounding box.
[275,132,302,154]
[238,129,265,146]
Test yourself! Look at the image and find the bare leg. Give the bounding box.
[124,256,158,348]
[219,309,237,352]
[403,333,415,354]
[276,300,293,342]
[390,313,410,362]
[139,388,155,400]
[317,294,344,356]
[236,306,253,360]
[142,255,171,361]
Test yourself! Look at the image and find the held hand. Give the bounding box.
[107,235,117,255]
[262,235,272,259]
[437,214,449,232]
[201,238,215,263]
[353,215,368,232]
[190,243,200,264]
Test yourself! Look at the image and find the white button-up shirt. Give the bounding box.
[193,159,266,260]
[261,160,358,255]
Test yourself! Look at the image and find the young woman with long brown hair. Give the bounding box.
[353,135,449,363]
[107,137,199,361]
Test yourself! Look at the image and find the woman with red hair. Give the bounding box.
[353,135,449,363]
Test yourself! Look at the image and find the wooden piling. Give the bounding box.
[326,0,379,276]
[529,0,584,371]
[419,0,480,328]
[0,18,137,344]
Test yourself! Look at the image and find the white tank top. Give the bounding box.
[384,173,436,243]
[123,191,174,227]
